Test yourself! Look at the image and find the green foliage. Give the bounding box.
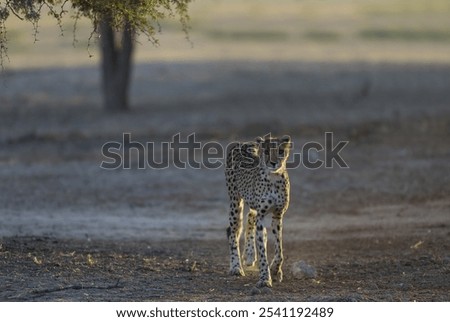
[359,29,450,42]
[0,0,191,66]
[304,30,340,42]
[207,30,288,42]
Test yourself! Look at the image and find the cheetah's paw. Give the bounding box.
[229,266,245,277]
[256,278,272,288]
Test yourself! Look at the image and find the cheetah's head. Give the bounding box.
[256,134,292,174]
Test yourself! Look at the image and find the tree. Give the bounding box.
[99,17,134,111]
[0,0,191,111]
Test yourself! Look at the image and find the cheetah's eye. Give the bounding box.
[278,149,285,155]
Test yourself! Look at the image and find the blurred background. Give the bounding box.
[0,0,449,242]
[5,0,450,66]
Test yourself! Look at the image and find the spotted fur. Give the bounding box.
[225,134,291,287]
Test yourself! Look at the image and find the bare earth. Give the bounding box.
[0,61,449,301]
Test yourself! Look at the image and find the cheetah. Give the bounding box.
[225,134,292,287]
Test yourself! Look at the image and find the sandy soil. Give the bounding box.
[0,61,449,301]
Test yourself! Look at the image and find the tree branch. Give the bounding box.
[6,3,24,21]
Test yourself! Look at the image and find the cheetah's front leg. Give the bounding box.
[243,209,257,267]
[227,198,245,276]
[255,214,272,287]
[270,215,284,283]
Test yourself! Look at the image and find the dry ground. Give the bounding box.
[0,60,449,301]
[1,235,449,302]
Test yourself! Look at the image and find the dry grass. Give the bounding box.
[3,0,450,69]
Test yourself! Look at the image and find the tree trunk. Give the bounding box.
[99,18,134,111]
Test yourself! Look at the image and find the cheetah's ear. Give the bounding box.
[281,135,292,149]
[281,135,291,143]
[255,136,264,144]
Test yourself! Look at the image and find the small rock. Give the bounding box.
[250,287,261,295]
[250,286,273,296]
[292,260,317,279]
[443,256,450,266]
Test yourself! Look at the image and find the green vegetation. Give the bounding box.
[207,30,288,42]
[304,30,340,42]
[359,29,450,42]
